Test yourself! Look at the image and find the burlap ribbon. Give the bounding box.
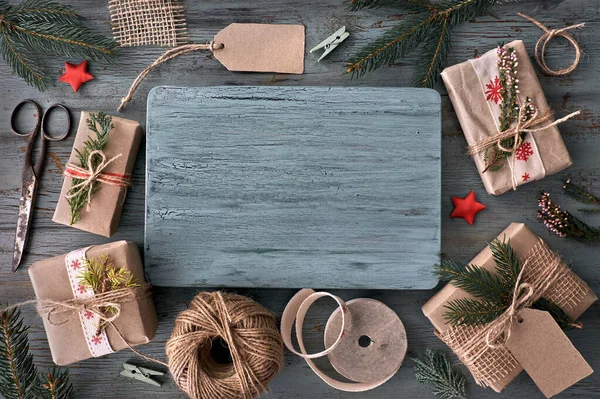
[438,241,589,387]
[65,149,132,208]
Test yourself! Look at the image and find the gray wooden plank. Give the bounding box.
[145,86,441,289]
[0,0,599,397]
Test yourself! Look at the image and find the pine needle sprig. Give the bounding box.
[0,308,74,399]
[67,112,114,225]
[563,178,600,210]
[0,0,116,90]
[436,239,578,328]
[0,307,38,399]
[347,0,508,87]
[413,349,467,399]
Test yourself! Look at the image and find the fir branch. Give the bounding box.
[444,297,506,326]
[563,178,600,207]
[532,298,579,330]
[347,0,507,87]
[39,368,74,399]
[0,308,38,399]
[434,260,507,302]
[0,0,116,90]
[488,238,519,289]
[67,112,113,225]
[413,349,467,399]
[538,192,600,242]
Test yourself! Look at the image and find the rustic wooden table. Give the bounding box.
[0,0,598,398]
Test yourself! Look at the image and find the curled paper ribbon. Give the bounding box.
[64,149,131,208]
[281,289,401,392]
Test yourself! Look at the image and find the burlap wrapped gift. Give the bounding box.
[422,223,596,393]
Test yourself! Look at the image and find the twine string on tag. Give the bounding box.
[519,13,585,76]
[65,149,131,209]
[118,41,224,112]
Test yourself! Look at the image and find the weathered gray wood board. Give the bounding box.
[145,86,441,289]
[0,0,599,398]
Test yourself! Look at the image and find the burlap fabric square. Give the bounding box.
[109,0,188,47]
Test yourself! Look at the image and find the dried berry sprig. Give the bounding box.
[538,192,600,242]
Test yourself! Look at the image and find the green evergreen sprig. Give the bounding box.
[434,239,577,328]
[563,178,600,213]
[413,349,467,399]
[0,308,74,399]
[346,0,513,87]
[78,255,138,333]
[67,112,114,225]
[0,0,116,91]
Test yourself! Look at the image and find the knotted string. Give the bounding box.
[519,13,585,76]
[467,107,580,190]
[65,149,131,209]
[0,286,168,367]
[118,41,224,112]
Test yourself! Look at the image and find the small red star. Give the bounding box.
[522,173,530,182]
[451,190,486,225]
[58,61,94,92]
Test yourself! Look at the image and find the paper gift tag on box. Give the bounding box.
[506,309,593,398]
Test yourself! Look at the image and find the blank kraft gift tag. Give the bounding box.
[214,23,305,74]
[506,308,593,398]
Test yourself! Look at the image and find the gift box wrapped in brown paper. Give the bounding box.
[422,223,597,395]
[53,111,143,237]
[28,241,157,366]
[441,40,573,195]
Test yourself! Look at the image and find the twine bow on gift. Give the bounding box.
[64,149,132,208]
[467,107,580,190]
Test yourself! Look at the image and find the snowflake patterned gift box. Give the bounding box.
[53,111,143,237]
[441,40,573,195]
[422,223,597,396]
[28,241,158,365]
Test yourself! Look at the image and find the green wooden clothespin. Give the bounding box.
[120,362,164,387]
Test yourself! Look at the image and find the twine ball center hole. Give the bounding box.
[210,337,233,365]
[358,335,373,348]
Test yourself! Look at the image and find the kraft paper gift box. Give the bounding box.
[53,111,143,237]
[422,223,597,396]
[28,241,157,365]
[441,40,573,195]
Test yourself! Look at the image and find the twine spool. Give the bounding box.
[166,292,284,399]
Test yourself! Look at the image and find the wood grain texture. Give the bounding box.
[0,0,599,398]
[145,86,441,289]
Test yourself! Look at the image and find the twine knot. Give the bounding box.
[519,13,585,76]
[64,149,131,209]
[166,292,283,399]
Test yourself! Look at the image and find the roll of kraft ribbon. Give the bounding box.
[280,289,407,392]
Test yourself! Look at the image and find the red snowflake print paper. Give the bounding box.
[516,142,534,162]
[522,173,530,182]
[485,76,503,104]
[91,335,103,345]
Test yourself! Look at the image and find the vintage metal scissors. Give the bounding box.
[120,363,165,387]
[11,100,71,272]
[310,26,350,62]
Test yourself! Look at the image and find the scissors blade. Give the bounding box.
[13,173,38,272]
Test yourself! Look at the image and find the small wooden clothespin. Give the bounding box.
[310,26,349,61]
[120,362,165,387]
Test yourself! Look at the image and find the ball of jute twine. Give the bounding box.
[166,291,284,399]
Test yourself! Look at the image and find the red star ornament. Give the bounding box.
[59,61,94,92]
[450,190,486,225]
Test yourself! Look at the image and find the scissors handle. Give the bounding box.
[11,99,41,137]
[41,104,71,141]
